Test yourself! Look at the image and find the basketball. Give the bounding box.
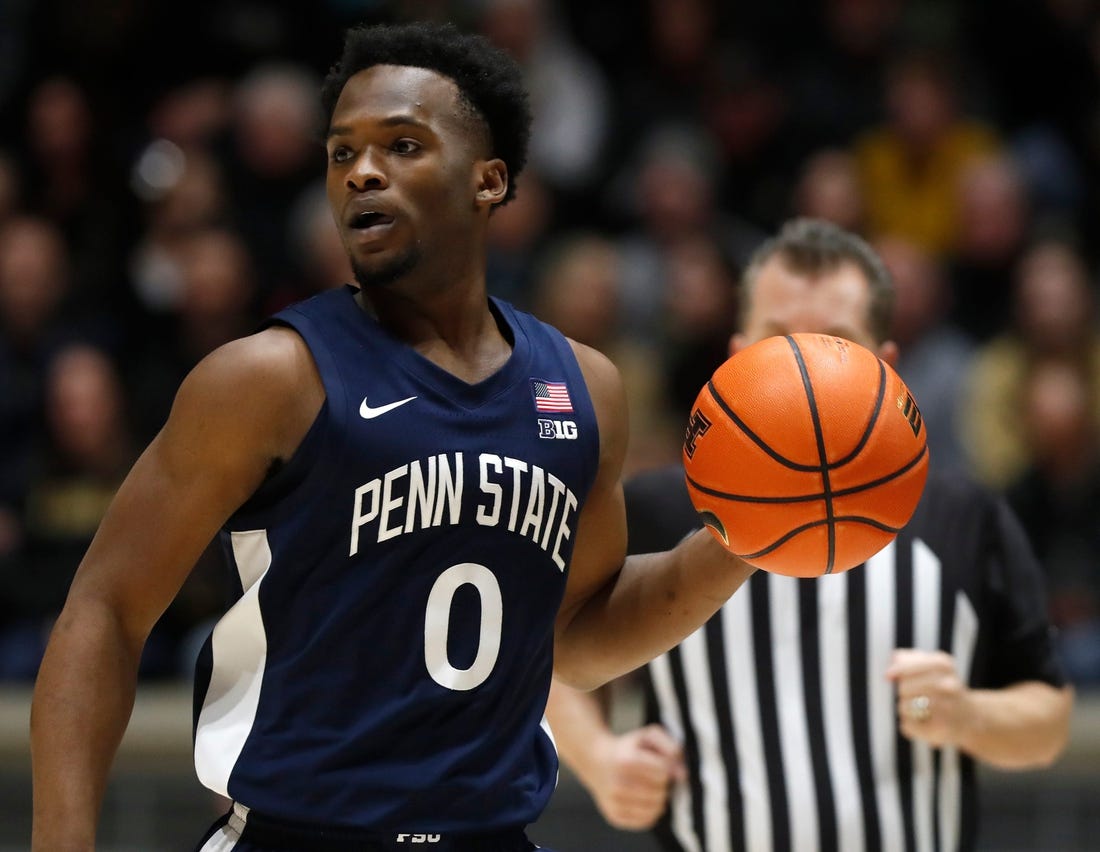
[682,333,929,577]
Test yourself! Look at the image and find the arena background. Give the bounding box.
[1,1,1099,849]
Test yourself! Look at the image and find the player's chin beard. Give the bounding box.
[351,247,421,289]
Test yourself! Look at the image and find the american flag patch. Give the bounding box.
[531,379,573,413]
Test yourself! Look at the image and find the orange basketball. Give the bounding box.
[682,333,929,577]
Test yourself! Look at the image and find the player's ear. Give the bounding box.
[476,159,508,207]
[729,332,748,358]
[877,340,899,367]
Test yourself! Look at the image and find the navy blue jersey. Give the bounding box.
[191,286,599,832]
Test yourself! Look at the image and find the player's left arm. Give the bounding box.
[888,492,1074,769]
[552,342,755,690]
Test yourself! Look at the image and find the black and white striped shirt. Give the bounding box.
[625,467,1065,852]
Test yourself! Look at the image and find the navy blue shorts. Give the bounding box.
[194,804,554,852]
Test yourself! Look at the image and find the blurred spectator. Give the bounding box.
[128,145,230,317]
[854,47,1001,257]
[127,226,258,444]
[946,154,1032,342]
[1006,357,1100,686]
[791,147,866,233]
[961,239,1100,489]
[276,179,354,310]
[0,217,78,510]
[0,344,138,679]
[529,232,676,473]
[145,78,233,151]
[962,0,1098,246]
[0,0,1096,692]
[875,233,973,471]
[486,168,555,310]
[476,0,611,217]
[612,122,765,343]
[660,235,741,419]
[0,149,21,224]
[215,62,325,312]
[14,75,138,320]
[788,0,904,150]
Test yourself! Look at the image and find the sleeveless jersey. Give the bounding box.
[191,285,600,832]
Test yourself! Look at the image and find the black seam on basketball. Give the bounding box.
[705,380,824,473]
[687,443,928,504]
[828,359,887,468]
[736,515,904,561]
[787,336,836,574]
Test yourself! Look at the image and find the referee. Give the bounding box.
[546,219,1073,852]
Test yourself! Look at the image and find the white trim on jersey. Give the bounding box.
[194,530,273,797]
[197,802,249,851]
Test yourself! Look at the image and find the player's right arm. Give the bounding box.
[546,678,685,831]
[30,327,322,852]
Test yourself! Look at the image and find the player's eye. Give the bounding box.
[329,146,353,164]
[392,138,421,155]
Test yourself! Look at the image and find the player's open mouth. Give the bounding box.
[349,211,395,230]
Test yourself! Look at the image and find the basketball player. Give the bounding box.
[545,218,1074,852]
[29,23,758,852]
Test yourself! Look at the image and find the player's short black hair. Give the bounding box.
[742,218,895,343]
[320,21,531,206]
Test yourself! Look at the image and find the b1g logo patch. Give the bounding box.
[683,409,712,459]
[538,418,578,440]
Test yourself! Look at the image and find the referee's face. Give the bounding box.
[731,255,899,366]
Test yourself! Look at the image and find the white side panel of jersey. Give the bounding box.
[650,653,703,852]
[818,570,865,852]
[940,591,978,852]
[194,529,272,797]
[769,574,819,852]
[866,542,905,852]
[723,580,772,852]
[680,626,731,851]
[911,538,943,852]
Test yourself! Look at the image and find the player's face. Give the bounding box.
[734,255,897,364]
[325,64,505,289]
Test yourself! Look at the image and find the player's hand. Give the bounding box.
[886,648,972,747]
[588,724,686,831]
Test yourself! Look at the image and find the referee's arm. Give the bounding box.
[887,649,1073,769]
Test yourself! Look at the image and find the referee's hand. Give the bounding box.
[886,648,969,747]
[588,724,687,831]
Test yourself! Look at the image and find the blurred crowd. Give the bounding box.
[1,0,1099,686]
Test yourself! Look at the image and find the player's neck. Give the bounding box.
[356,285,513,384]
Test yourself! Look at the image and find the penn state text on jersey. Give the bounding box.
[191,285,599,832]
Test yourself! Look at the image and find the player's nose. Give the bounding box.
[346,146,388,191]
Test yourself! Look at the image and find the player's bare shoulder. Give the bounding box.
[566,338,628,473]
[167,325,325,465]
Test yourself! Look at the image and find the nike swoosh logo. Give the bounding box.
[359,395,418,419]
